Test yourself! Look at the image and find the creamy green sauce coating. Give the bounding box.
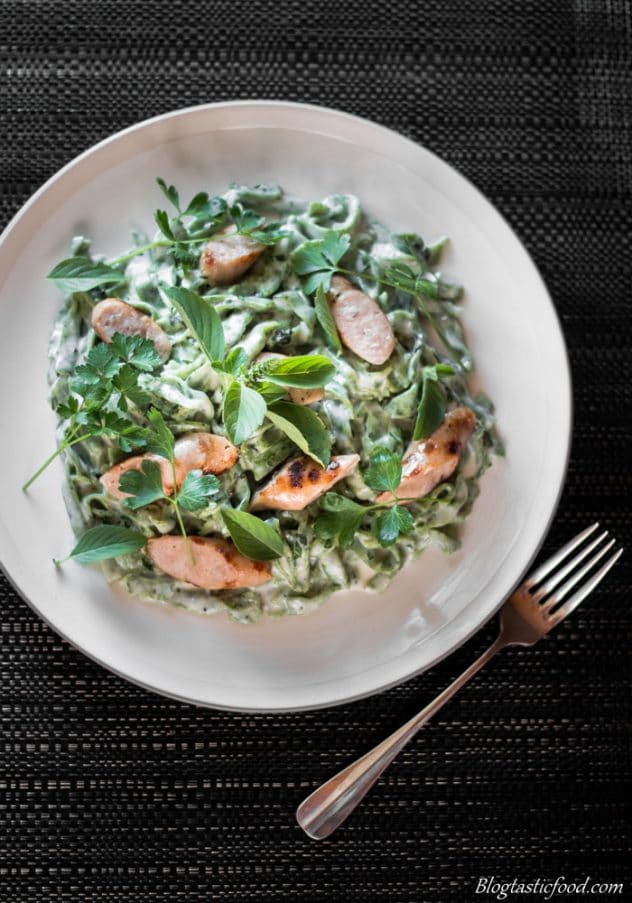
[49,186,501,622]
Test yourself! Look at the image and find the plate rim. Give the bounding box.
[0,99,573,712]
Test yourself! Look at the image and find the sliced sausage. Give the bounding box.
[256,352,325,406]
[147,535,272,590]
[376,407,476,504]
[250,454,360,512]
[101,432,238,500]
[328,276,395,366]
[199,225,265,285]
[91,298,171,362]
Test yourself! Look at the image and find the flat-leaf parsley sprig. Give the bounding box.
[291,230,462,360]
[23,334,161,491]
[314,446,417,549]
[118,408,221,565]
[47,179,287,292]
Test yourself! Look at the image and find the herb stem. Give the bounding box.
[337,267,455,361]
[108,237,208,268]
[22,430,94,492]
[168,459,195,566]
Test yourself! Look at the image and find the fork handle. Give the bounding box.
[296,635,506,839]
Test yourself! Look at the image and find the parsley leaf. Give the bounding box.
[111,364,151,409]
[291,230,351,294]
[72,343,122,391]
[154,209,176,241]
[363,446,402,493]
[156,177,180,212]
[119,459,166,509]
[184,192,227,222]
[372,506,414,547]
[177,470,220,512]
[109,334,162,371]
[314,493,366,548]
[144,407,175,460]
[229,203,284,246]
[229,203,262,233]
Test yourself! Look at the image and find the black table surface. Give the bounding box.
[1,2,631,900]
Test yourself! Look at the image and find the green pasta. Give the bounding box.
[46,183,502,622]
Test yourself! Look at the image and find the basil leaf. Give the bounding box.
[265,401,331,467]
[372,506,414,547]
[161,284,225,363]
[56,525,146,565]
[144,407,175,460]
[222,346,248,377]
[261,354,335,389]
[220,507,284,561]
[314,284,342,351]
[413,378,445,440]
[119,459,165,509]
[223,380,267,445]
[177,470,220,511]
[47,257,125,292]
[255,381,288,405]
[363,446,403,493]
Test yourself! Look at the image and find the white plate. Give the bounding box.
[0,102,571,711]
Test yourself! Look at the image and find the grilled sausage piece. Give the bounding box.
[328,276,395,366]
[376,407,476,504]
[250,454,360,512]
[101,432,238,500]
[199,225,265,285]
[147,536,272,589]
[256,352,325,406]
[91,298,172,362]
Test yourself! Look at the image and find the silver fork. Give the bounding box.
[296,523,622,840]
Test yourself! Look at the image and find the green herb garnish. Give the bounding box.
[23,334,161,491]
[314,445,420,549]
[118,408,220,563]
[54,525,147,566]
[220,508,284,561]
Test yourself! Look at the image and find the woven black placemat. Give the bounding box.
[1,1,631,900]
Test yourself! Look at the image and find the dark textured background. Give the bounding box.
[1,1,631,900]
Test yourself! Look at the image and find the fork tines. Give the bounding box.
[526,522,622,623]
